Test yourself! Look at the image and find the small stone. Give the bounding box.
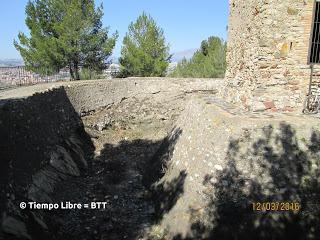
[113,195,119,200]
[210,178,217,184]
[279,188,287,194]
[287,7,299,15]
[283,106,294,112]
[280,43,289,57]
[252,102,266,112]
[222,180,228,186]
[263,101,275,110]
[214,165,223,171]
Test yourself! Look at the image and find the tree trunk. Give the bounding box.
[74,64,80,80]
[69,63,75,80]
[69,62,80,80]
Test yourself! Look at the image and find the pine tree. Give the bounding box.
[119,12,171,77]
[14,0,118,80]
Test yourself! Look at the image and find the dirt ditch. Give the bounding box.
[0,78,222,240]
[46,92,189,240]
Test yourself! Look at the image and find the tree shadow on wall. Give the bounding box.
[141,128,187,221]
[0,87,95,240]
[97,127,186,239]
[173,123,320,240]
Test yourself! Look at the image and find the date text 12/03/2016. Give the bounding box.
[252,202,300,212]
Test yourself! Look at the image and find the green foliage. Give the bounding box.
[14,0,118,80]
[170,36,226,78]
[79,68,102,80]
[119,12,171,77]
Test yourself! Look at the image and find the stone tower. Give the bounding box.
[224,0,315,112]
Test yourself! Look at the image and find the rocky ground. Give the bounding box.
[1,78,319,240]
[45,89,205,240]
[148,96,320,239]
[35,91,320,240]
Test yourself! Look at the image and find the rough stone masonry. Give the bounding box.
[223,0,315,112]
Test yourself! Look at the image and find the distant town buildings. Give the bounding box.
[0,66,70,87]
[0,64,122,88]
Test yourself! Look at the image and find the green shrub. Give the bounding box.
[170,36,226,78]
[79,68,102,80]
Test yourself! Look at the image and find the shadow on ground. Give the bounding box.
[0,88,95,240]
[48,127,187,240]
[173,123,320,240]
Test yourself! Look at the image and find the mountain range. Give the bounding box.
[0,59,24,67]
[170,48,197,62]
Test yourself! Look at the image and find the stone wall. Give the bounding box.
[65,78,223,115]
[224,0,315,112]
[0,88,94,239]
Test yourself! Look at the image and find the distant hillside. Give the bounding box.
[0,59,24,67]
[171,48,197,62]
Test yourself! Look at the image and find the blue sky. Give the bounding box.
[0,0,228,59]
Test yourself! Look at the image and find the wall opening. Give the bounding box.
[309,0,320,64]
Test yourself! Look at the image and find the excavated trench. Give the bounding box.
[47,91,187,240]
[2,79,320,240]
[0,79,219,240]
